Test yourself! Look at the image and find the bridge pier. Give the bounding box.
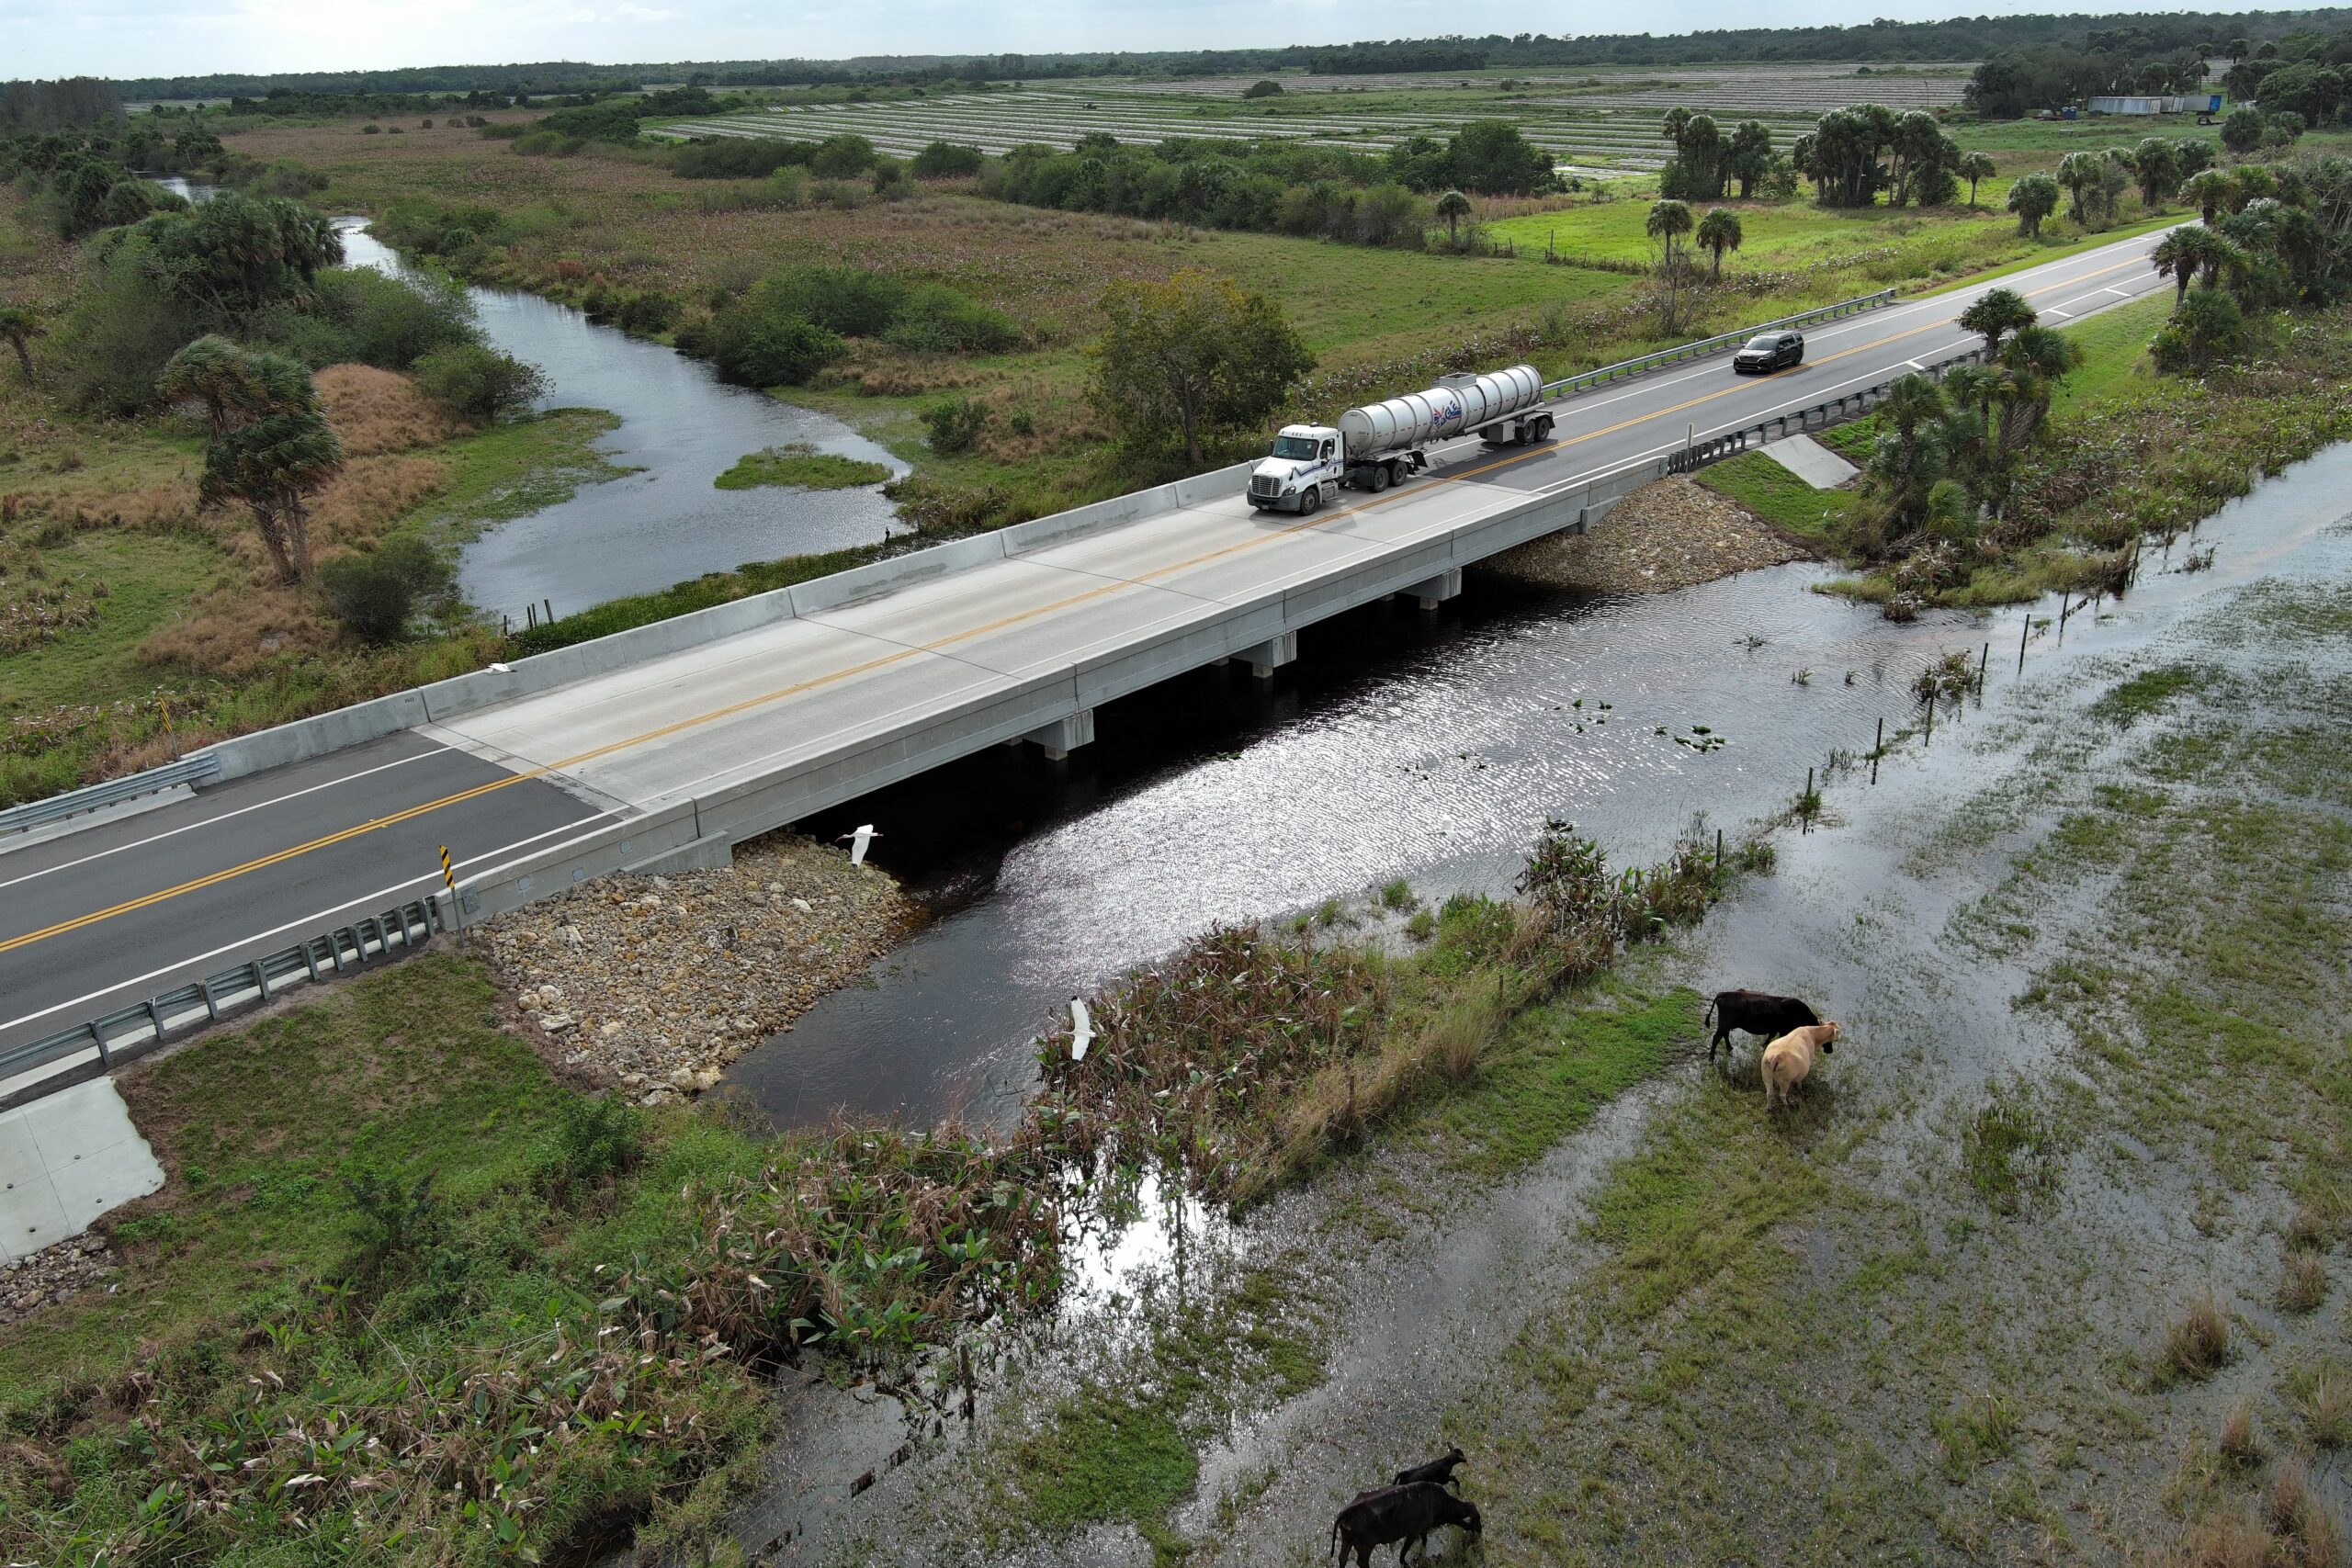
[1402,569,1462,613]
[1227,631,1297,682]
[1020,708,1095,761]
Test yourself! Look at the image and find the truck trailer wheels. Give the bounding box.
[1367,464,1392,493]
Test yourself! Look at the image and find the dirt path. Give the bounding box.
[785,456,2352,1568]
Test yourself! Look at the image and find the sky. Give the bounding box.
[5,0,2239,81]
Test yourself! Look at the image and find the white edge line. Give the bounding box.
[0,811,614,1037]
[0,747,444,896]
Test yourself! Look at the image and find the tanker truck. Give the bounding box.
[1245,365,1551,514]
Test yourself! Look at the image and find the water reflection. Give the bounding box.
[721,443,2352,1134]
[153,174,906,618]
[330,223,905,618]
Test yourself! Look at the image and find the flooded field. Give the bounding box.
[731,444,2352,1564]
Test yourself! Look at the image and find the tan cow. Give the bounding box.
[1759,1021,1840,1111]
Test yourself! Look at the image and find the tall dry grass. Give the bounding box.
[315,363,467,456]
[1043,823,1726,1208]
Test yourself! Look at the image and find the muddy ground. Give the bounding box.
[745,465,2352,1568]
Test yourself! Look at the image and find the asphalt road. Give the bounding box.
[0,227,2181,1064]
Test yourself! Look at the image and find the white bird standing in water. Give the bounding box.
[839,824,880,866]
[1069,997,1094,1062]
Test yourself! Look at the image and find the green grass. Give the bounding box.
[3,959,549,1383]
[2049,293,2171,414]
[401,405,628,551]
[713,442,893,491]
[1193,226,1632,355]
[1694,448,1858,540]
[0,529,225,712]
[503,539,897,654]
[1416,977,1700,1182]
[1006,1392,1199,1540]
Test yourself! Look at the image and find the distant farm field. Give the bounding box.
[650,75,1968,177]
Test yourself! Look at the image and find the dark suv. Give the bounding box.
[1733,331,1804,374]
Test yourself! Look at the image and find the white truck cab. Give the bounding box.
[1246,366,1548,516]
[1248,426,1348,514]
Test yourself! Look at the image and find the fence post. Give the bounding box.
[2018,609,2030,673]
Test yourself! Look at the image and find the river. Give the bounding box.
[153,176,906,619]
[720,442,2352,1134]
[146,176,2343,1145]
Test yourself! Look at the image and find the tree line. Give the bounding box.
[1969,18,2352,119]
[79,12,2352,102]
[968,121,1557,249]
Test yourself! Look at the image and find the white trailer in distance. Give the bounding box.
[1245,365,1552,514]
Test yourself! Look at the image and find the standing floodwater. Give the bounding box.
[331,223,904,619]
[723,443,2352,1134]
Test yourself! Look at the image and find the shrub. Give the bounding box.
[512,130,583,158]
[310,266,477,370]
[922,396,989,454]
[684,304,845,387]
[341,1163,442,1282]
[319,536,456,642]
[759,264,907,337]
[885,284,1020,353]
[413,343,549,420]
[2153,289,2248,374]
[537,1094,646,1200]
[1242,79,1285,98]
[808,132,877,177]
[910,140,983,178]
[671,138,808,178]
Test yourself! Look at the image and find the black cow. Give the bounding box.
[1330,1482,1482,1566]
[1393,1447,1466,1492]
[1704,989,1821,1061]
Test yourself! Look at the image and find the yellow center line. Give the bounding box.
[7,244,2158,953]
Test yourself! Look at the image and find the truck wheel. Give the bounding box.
[1368,464,1391,493]
[1532,415,1555,442]
[1298,485,1320,516]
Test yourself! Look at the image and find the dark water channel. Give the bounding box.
[723,444,2352,1136]
[742,441,2352,1568]
[153,177,905,619]
[330,225,905,619]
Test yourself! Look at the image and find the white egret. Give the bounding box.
[1069,997,1094,1062]
[839,824,880,866]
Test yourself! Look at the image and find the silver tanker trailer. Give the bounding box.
[1245,365,1552,514]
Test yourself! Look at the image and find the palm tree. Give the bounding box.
[2054,152,2102,224]
[1645,197,1694,271]
[199,412,343,584]
[2180,169,2237,225]
[0,303,41,381]
[159,337,343,583]
[2130,138,2180,209]
[2152,227,2214,304]
[1881,372,1948,486]
[1695,208,1743,276]
[1434,189,1473,244]
[1957,287,2036,359]
[2007,174,2060,237]
[1958,152,1997,209]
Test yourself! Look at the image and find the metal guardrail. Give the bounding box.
[0,897,443,1107]
[0,752,220,841]
[1662,344,1986,475]
[1540,289,1898,401]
